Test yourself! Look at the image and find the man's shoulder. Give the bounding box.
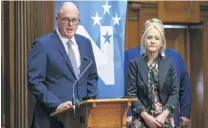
[35,32,56,44]
[165,48,181,56]
[125,45,141,60]
[125,45,140,54]
[165,48,185,62]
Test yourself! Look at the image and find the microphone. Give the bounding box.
[72,56,92,114]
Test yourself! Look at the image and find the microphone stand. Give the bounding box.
[72,56,92,115]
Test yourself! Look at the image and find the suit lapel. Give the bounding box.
[51,31,77,79]
[158,56,169,90]
[138,57,149,86]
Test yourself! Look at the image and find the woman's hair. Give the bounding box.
[140,18,166,56]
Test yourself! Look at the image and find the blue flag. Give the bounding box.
[55,1,127,99]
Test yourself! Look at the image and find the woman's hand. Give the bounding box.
[155,109,169,126]
[180,117,190,128]
[141,111,162,128]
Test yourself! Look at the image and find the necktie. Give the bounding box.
[67,40,80,78]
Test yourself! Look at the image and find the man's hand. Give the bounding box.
[141,111,162,128]
[56,101,72,111]
[180,117,190,128]
[155,109,169,126]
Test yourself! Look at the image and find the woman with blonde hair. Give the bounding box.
[126,18,179,128]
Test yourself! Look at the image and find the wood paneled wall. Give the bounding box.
[125,5,139,50]
[189,25,203,128]
[1,1,54,128]
[201,6,208,128]
[158,1,200,23]
[125,1,208,128]
[188,17,208,128]
[1,1,5,126]
[203,19,208,128]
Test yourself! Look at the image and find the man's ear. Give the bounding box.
[55,16,59,24]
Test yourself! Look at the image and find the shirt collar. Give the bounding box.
[56,28,77,45]
[142,54,162,66]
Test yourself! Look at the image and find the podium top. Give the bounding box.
[50,98,136,117]
[81,98,136,104]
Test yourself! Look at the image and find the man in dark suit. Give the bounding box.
[125,45,191,127]
[27,2,98,128]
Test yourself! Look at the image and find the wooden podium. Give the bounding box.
[50,98,136,128]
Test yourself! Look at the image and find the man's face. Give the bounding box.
[56,8,79,39]
[145,28,163,53]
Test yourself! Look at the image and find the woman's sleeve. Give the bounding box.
[164,61,179,115]
[126,60,146,116]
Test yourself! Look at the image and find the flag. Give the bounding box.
[55,1,127,98]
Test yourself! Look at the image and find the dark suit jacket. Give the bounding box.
[125,46,191,125]
[126,55,179,116]
[27,31,98,128]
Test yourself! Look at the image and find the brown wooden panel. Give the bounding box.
[158,1,200,23]
[9,2,15,128]
[43,1,55,34]
[23,2,28,126]
[15,2,20,127]
[2,1,56,127]
[26,1,31,52]
[26,2,36,127]
[190,26,204,128]
[125,7,139,50]
[90,104,121,126]
[1,1,5,127]
[203,19,208,128]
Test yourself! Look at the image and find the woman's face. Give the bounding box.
[145,28,163,53]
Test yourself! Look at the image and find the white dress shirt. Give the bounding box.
[56,29,81,68]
